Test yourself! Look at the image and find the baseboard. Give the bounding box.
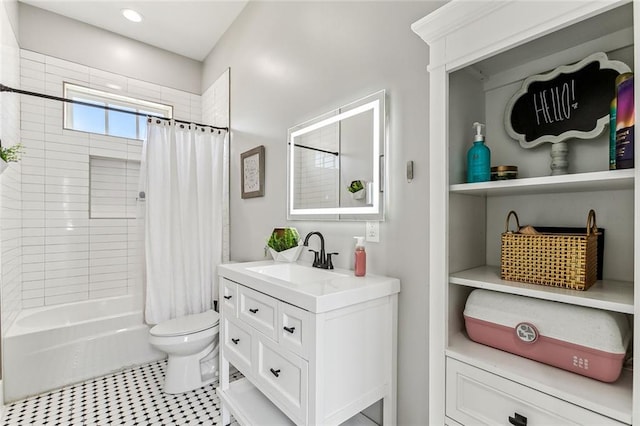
[0,379,5,421]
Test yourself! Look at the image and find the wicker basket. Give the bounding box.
[500,209,599,290]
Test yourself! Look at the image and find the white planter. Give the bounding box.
[269,245,303,262]
[0,159,8,175]
[351,189,365,200]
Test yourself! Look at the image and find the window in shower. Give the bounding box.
[63,83,173,140]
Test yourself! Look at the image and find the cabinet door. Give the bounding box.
[446,358,625,425]
[221,278,238,317]
[278,301,312,360]
[223,316,252,376]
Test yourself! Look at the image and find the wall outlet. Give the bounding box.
[366,221,380,242]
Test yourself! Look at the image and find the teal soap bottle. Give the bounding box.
[467,122,491,183]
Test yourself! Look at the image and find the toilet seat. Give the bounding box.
[150,310,220,337]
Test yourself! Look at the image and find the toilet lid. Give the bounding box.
[150,310,220,337]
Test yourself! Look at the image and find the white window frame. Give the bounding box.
[63,82,173,140]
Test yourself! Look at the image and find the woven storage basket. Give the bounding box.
[500,209,598,291]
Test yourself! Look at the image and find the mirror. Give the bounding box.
[287,90,386,221]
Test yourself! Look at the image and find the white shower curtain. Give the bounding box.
[139,120,228,324]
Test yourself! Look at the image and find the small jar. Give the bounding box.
[490,165,518,181]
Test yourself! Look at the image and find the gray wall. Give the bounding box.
[18,3,202,94]
[203,2,441,423]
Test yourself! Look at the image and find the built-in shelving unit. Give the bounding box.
[450,169,635,196]
[413,1,638,425]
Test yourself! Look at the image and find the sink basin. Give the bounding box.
[246,263,349,284]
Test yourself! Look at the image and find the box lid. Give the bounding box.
[464,289,631,354]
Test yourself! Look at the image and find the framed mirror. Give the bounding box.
[287,90,386,221]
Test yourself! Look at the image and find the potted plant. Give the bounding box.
[267,227,302,262]
[347,180,365,200]
[0,142,23,175]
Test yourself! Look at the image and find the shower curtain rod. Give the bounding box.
[0,84,229,132]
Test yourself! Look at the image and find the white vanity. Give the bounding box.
[217,261,400,425]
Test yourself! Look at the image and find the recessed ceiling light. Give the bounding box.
[121,9,143,23]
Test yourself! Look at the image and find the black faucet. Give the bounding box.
[303,231,338,269]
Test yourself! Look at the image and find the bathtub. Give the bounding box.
[4,295,164,402]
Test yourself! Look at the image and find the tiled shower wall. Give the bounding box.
[19,50,203,308]
[1,5,23,335]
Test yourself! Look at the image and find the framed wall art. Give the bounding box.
[241,145,265,199]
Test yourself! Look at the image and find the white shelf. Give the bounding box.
[450,265,634,314]
[450,169,635,196]
[446,332,633,425]
[218,378,377,426]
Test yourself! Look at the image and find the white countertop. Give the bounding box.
[218,260,400,313]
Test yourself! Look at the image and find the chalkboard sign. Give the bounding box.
[505,52,631,148]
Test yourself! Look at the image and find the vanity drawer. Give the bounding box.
[278,301,312,359]
[220,278,238,317]
[446,358,624,425]
[238,285,278,340]
[223,317,252,375]
[256,333,308,425]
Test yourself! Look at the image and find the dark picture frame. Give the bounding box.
[241,145,265,199]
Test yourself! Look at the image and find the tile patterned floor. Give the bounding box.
[2,360,240,425]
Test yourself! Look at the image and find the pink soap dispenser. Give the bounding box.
[354,236,366,277]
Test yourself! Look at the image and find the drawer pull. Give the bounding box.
[249,308,259,314]
[223,295,232,300]
[269,368,281,378]
[508,413,527,426]
[231,338,240,345]
[283,326,296,334]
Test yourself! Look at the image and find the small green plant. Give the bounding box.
[267,227,300,252]
[0,143,23,163]
[347,180,364,193]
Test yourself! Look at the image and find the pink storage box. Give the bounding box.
[464,289,631,382]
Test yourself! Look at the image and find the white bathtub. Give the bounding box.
[4,295,164,402]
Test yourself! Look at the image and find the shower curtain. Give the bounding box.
[139,120,228,324]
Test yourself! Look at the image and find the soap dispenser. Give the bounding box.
[353,236,366,277]
[467,122,491,183]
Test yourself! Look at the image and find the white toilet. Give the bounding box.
[148,310,220,394]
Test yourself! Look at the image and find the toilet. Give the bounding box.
[148,310,220,394]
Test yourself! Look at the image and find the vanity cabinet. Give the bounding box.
[412,1,638,425]
[217,261,400,425]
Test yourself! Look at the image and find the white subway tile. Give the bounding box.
[22,236,45,247]
[46,251,89,262]
[90,287,127,299]
[23,271,45,282]
[45,285,89,298]
[89,249,126,259]
[45,185,89,196]
[22,298,45,309]
[88,241,127,251]
[45,267,88,280]
[45,210,88,220]
[23,289,45,300]
[46,275,89,288]
[21,50,45,62]
[45,234,89,245]
[46,259,89,271]
[89,271,127,282]
[45,218,90,228]
[45,292,88,306]
[22,280,44,291]
[45,243,89,254]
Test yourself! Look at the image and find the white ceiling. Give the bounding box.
[19,0,249,61]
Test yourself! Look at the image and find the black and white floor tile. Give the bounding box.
[2,360,241,425]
